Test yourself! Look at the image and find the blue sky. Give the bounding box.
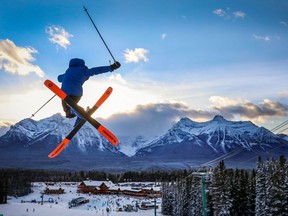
[0,0,288,137]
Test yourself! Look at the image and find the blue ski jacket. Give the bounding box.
[58,58,112,96]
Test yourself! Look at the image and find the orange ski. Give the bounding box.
[44,80,118,158]
[48,86,113,158]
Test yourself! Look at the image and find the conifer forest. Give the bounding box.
[1,156,288,215]
[162,155,288,216]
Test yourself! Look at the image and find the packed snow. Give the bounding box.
[0,182,163,216]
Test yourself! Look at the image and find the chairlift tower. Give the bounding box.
[192,172,212,216]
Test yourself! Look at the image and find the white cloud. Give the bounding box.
[209,96,288,121]
[108,73,128,85]
[161,33,167,40]
[123,48,149,63]
[46,25,73,49]
[99,95,288,137]
[278,91,288,99]
[280,21,288,27]
[0,39,44,77]
[233,11,246,18]
[213,9,226,17]
[253,34,271,41]
[0,121,13,127]
[0,87,60,124]
[209,96,246,108]
[214,8,246,19]
[100,102,216,138]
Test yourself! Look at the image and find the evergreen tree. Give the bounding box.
[190,175,203,216]
[255,156,267,216]
[237,170,249,215]
[182,177,193,216]
[210,160,232,216]
[161,182,175,215]
[265,157,287,215]
[0,177,8,204]
[284,159,288,214]
[277,155,288,215]
[265,159,276,215]
[172,179,184,216]
[229,169,240,215]
[246,169,256,215]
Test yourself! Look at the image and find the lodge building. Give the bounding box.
[77,180,161,198]
[43,182,65,195]
[44,187,64,195]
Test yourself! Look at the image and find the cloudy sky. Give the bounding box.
[0,0,288,137]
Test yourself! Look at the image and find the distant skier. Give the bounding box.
[58,58,120,123]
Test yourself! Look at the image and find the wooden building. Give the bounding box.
[77,180,161,197]
[77,180,113,194]
[44,187,64,194]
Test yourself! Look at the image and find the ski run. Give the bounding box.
[1,181,163,216]
[1,157,288,215]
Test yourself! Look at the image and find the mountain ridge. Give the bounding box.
[0,114,287,171]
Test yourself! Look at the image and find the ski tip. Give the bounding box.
[44,79,52,85]
[104,86,113,97]
[44,79,55,90]
[44,79,67,100]
[48,138,70,158]
[48,152,57,159]
[107,87,113,94]
[111,138,119,147]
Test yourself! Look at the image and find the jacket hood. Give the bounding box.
[69,58,85,67]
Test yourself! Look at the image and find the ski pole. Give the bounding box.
[31,95,56,118]
[83,5,117,63]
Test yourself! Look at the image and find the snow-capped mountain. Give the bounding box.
[0,121,11,137]
[0,114,287,170]
[0,113,126,171]
[278,133,288,141]
[1,113,124,154]
[0,126,9,137]
[117,135,151,156]
[134,115,288,168]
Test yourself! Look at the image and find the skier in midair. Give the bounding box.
[58,58,120,124]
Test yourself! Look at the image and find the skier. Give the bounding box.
[58,58,120,124]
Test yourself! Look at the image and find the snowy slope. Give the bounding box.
[138,115,282,153]
[134,115,287,168]
[0,113,124,155]
[118,135,153,156]
[0,121,12,136]
[1,182,162,216]
[278,134,288,141]
[0,114,127,171]
[0,114,287,170]
[0,126,9,137]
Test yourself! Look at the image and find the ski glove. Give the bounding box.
[111,61,121,71]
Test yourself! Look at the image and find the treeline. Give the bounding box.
[0,168,190,203]
[162,155,288,216]
[0,169,33,202]
[2,155,288,215]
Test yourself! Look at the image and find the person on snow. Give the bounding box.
[58,58,120,123]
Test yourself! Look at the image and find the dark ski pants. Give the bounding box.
[61,95,81,115]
